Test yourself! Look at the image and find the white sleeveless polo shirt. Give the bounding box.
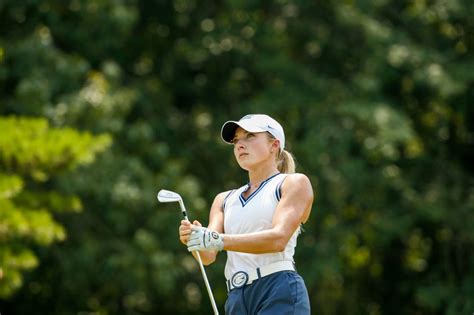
[223,173,300,280]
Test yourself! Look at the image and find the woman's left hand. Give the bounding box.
[187,226,224,252]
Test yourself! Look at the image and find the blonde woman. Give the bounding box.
[179,114,314,314]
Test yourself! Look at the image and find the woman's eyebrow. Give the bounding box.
[231,130,249,143]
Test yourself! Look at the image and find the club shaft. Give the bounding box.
[195,252,219,315]
[179,200,190,221]
[178,200,219,315]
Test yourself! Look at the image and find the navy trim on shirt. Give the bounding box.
[275,177,286,201]
[239,173,281,207]
[223,189,237,210]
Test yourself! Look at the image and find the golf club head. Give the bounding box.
[157,189,189,220]
[157,189,182,203]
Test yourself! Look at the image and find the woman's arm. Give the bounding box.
[179,191,227,265]
[222,173,314,254]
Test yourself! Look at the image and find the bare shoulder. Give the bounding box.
[212,190,234,207]
[281,173,314,223]
[283,173,313,188]
[281,173,314,198]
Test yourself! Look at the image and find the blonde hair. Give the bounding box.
[265,132,296,173]
[277,150,296,173]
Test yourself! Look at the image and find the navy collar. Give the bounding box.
[239,173,281,207]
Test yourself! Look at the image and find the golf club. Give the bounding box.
[157,189,219,315]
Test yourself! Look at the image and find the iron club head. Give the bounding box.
[157,189,189,220]
[157,189,182,203]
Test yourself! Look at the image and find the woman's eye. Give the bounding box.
[232,133,254,144]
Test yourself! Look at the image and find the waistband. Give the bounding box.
[226,260,295,292]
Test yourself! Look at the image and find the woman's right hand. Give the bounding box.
[178,219,202,246]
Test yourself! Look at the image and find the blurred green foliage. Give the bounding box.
[0,116,110,298]
[0,0,473,314]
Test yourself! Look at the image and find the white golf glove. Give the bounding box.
[187,226,224,252]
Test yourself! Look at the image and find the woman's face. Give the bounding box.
[232,127,277,170]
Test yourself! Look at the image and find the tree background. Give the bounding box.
[0,0,473,314]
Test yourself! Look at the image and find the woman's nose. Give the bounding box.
[235,139,245,148]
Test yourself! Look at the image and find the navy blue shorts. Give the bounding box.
[225,271,310,315]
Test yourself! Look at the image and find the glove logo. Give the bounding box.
[211,232,219,240]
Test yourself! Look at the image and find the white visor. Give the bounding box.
[220,114,285,151]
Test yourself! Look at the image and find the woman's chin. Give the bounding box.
[237,161,251,171]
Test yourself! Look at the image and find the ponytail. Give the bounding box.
[277,150,296,174]
[265,132,295,173]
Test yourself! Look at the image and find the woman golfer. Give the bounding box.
[179,114,314,314]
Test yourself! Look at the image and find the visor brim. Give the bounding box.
[220,120,267,143]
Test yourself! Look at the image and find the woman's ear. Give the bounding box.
[272,139,281,153]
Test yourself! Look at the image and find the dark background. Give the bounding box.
[0,0,473,314]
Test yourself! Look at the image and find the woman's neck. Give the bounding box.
[247,166,279,189]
